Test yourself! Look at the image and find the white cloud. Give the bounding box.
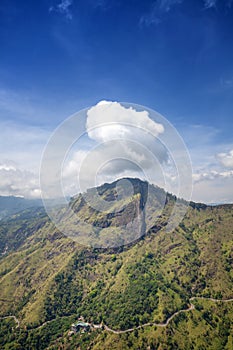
[191,164,233,203]
[0,120,50,198]
[0,120,50,170]
[192,162,233,203]
[216,149,233,169]
[59,101,169,196]
[86,100,164,142]
[85,101,167,184]
[62,144,168,197]
[193,169,233,183]
[178,122,233,203]
[49,0,73,20]
[62,150,88,195]
[62,150,87,179]
[203,0,233,9]
[192,176,233,204]
[191,146,233,204]
[0,161,40,198]
[203,0,217,9]
[1,100,231,205]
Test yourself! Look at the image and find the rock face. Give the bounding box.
[64,178,168,248]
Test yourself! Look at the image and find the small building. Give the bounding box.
[71,321,90,334]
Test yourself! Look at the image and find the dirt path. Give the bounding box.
[0,315,20,328]
[35,316,66,330]
[98,297,233,334]
[100,302,195,334]
[1,296,233,333]
[190,296,233,303]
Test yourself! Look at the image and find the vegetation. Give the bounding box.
[0,178,232,349]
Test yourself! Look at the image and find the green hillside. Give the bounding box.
[0,179,232,349]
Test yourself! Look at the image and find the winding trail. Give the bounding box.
[99,297,233,334]
[1,296,233,334]
[0,315,20,328]
[36,316,65,330]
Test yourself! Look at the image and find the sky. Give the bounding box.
[0,0,233,203]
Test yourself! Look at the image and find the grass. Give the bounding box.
[0,179,232,349]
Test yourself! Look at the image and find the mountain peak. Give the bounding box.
[63,177,170,248]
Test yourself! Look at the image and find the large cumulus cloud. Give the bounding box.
[86,100,164,142]
[62,101,168,193]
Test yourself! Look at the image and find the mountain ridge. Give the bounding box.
[0,195,42,220]
[0,178,232,349]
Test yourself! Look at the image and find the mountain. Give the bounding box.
[60,178,170,248]
[0,195,42,220]
[0,178,232,350]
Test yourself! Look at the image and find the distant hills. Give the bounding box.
[0,195,42,220]
[0,178,232,349]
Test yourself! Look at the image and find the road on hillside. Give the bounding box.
[1,296,233,334]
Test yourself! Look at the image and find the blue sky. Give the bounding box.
[0,0,233,203]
